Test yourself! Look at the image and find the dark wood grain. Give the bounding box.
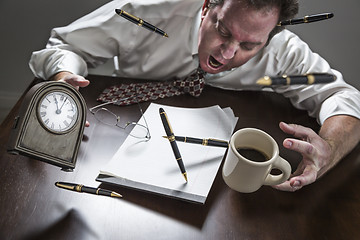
[1,75,359,240]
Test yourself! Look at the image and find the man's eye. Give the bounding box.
[240,43,254,51]
[218,28,230,37]
[216,22,230,37]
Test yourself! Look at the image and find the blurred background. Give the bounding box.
[1,0,359,124]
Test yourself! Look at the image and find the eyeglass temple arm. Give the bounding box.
[89,96,132,112]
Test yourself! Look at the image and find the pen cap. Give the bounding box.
[159,108,173,135]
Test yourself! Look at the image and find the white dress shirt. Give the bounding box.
[29,0,360,124]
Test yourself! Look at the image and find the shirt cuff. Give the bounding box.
[319,90,360,124]
[29,49,88,80]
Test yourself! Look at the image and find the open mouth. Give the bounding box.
[209,55,223,69]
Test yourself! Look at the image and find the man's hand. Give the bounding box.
[272,122,332,191]
[51,71,90,90]
[273,116,360,192]
[51,71,90,127]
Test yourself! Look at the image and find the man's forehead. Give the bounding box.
[216,1,279,42]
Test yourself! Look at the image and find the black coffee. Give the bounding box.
[236,147,270,162]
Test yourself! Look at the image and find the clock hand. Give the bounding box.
[54,94,61,114]
[59,97,68,111]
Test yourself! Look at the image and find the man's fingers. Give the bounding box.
[273,178,303,192]
[273,165,318,192]
[283,138,315,157]
[276,122,328,192]
[279,122,315,140]
[272,180,296,191]
[74,78,90,88]
[66,78,90,88]
[58,75,90,89]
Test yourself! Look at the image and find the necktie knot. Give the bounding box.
[173,67,205,97]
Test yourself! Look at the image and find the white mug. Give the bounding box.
[222,128,291,193]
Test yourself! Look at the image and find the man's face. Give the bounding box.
[198,0,280,74]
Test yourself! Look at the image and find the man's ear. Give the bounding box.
[201,8,209,20]
[201,0,210,20]
[202,0,209,10]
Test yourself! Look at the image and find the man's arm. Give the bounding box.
[29,1,122,81]
[273,115,360,191]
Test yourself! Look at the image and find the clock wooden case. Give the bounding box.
[7,81,87,170]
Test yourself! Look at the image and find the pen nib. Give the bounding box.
[183,173,188,182]
[111,192,123,198]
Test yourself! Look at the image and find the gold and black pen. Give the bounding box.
[55,182,122,198]
[278,13,334,26]
[115,9,168,38]
[159,108,187,182]
[256,73,336,86]
[163,136,229,148]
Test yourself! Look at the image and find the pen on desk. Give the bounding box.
[162,136,229,148]
[55,182,122,198]
[277,13,334,26]
[256,73,336,86]
[159,108,188,182]
[115,9,169,38]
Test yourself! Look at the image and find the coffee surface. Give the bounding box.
[236,147,270,162]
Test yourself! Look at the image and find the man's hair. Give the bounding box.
[207,0,299,44]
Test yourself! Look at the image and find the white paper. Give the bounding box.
[99,103,238,203]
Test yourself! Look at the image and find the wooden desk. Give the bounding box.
[1,75,360,240]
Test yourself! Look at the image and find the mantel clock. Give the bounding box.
[7,81,87,170]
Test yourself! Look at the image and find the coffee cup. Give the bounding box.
[222,128,291,193]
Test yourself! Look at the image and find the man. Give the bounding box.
[29,0,360,192]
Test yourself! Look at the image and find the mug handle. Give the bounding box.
[263,156,291,185]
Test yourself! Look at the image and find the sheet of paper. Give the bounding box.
[98,103,238,203]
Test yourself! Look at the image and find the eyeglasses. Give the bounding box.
[89,94,151,141]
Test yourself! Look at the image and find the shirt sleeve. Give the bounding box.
[28,1,123,80]
[268,31,360,124]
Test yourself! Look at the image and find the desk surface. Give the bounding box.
[1,75,360,240]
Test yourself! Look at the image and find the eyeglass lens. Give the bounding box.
[94,108,118,126]
[93,108,149,139]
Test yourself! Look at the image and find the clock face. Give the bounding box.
[37,90,79,133]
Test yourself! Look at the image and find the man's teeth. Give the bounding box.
[209,57,222,68]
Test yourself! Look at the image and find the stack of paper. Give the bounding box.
[97,103,238,204]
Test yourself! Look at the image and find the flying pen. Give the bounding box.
[256,73,337,86]
[277,13,334,26]
[115,9,169,38]
[159,108,188,182]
